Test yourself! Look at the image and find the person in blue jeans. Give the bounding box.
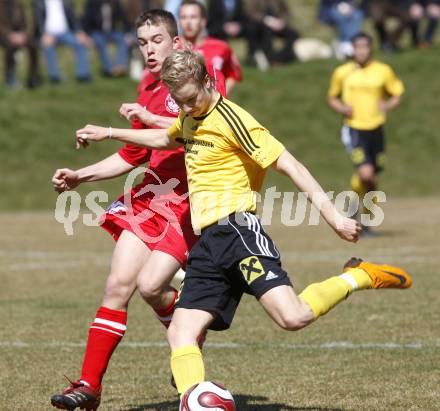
[318,0,364,57]
[407,0,440,47]
[34,0,91,83]
[82,0,131,77]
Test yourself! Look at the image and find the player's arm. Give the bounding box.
[119,103,176,129]
[226,78,238,95]
[52,153,135,193]
[75,124,180,150]
[273,150,360,242]
[379,95,401,113]
[381,66,404,113]
[327,95,353,118]
[327,68,352,118]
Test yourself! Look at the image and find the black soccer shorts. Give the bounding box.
[175,212,292,330]
[341,125,386,172]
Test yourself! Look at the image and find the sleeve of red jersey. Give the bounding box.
[117,111,152,166]
[223,48,243,83]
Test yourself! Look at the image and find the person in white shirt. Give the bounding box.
[34,0,91,82]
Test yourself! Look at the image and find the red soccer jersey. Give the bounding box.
[118,72,187,195]
[195,36,242,83]
[118,67,226,197]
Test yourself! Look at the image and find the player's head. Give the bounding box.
[179,0,207,43]
[136,9,181,76]
[161,49,215,117]
[351,32,373,65]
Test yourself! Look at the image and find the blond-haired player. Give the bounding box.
[76,49,412,401]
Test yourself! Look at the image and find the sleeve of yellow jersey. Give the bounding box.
[167,112,185,140]
[384,66,405,96]
[232,126,285,169]
[328,67,343,97]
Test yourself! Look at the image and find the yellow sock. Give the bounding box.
[350,173,368,215]
[351,173,367,196]
[299,269,373,320]
[343,267,372,290]
[299,276,353,320]
[171,345,205,398]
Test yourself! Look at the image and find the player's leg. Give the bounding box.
[79,230,151,387]
[259,258,411,330]
[231,214,410,330]
[136,249,181,328]
[344,127,379,232]
[167,308,215,397]
[51,230,150,410]
[357,163,376,192]
[166,227,240,398]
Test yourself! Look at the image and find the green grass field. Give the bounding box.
[2,47,440,210]
[1,198,439,410]
[1,2,440,409]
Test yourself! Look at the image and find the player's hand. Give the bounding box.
[379,100,389,113]
[341,104,353,118]
[119,103,153,125]
[333,216,361,243]
[76,125,109,149]
[52,168,80,193]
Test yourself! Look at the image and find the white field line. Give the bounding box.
[0,341,437,350]
[1,245,435,272]
[3,259,109,271]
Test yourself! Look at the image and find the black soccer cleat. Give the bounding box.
[50,377,101,411]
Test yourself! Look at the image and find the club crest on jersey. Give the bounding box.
[165,94,180,115]
[212,56,224,70]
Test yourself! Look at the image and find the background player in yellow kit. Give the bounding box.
[327,32,404,234]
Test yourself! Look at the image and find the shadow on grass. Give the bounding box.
[124,394,344,411]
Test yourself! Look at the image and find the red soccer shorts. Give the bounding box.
[100,183,197,267]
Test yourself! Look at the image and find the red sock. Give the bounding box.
[153,287,178,328]
[80,306,127,389]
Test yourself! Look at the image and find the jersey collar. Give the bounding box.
[142,71,161,90]
[193,94,223,121]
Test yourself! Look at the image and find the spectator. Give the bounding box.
[82,0,131,77]
[0,0,41,88]
[34,0,92,83]
[365,0,412,52]
[207,0,247,41]
[125,0,163,26]
[408,0,440,47]
[246,0,299,66]
[164,0,182,21]
[318,0,364,57]
[179,0,242,95]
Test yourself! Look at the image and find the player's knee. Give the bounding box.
[358,172,375,188]
[166,321,179,346]
[166,320,195,348]
[104,275,133,303]
[278,310,312,331]
[137,279,164,305]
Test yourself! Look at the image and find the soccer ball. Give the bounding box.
[179,381,236,411]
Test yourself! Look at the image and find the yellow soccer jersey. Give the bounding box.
[167,95,285,232]
[328,60,404,130]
